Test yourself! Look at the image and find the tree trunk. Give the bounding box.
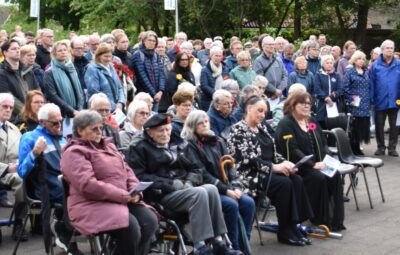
[275,0,295,36]
[335,5,347,42]
[293,0,302,39]
[354,4,369,48]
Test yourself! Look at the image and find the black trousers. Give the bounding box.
[107,204,158,255]
[375,108,399,151]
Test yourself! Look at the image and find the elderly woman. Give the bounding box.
[170,91,194,146]
[119,100,150,151]
[16,90,45,133]
[85,43,125,112]
[180,41,202,86]
[208,89,237,139]
[61,110,158,255]
[199,46,229,111]
[229,51,257,90]
[20,44,44,89]
[228,96,313,246]
[343,50,370,155]
[313,54,343,128]
[275,91,345,232]
[182,110,255,251]
[133,92,157,116]
[160,52,195,112]
[288,56,314,94]
[221,79,240,109]
[43,40,84,118]
[132,31,165,112]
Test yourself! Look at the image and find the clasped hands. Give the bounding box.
[272,160,297,176]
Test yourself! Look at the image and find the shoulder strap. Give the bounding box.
[262,56,276,75]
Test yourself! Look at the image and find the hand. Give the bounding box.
[272,161,295,176]
[116,103,123,110]
[226,189,241,200]
[7,163,17,173]
[314,162,325,170]
[154,91,163,102]
[128,194,141,203]
[233,189,243,198]
[275,89,282,97]
[33,137,47,157]
[325,97,333,107]
[73,110,79,117]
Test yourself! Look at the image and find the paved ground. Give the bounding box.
[1,137,399,255]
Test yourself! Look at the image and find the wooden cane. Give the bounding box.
[219,155,235,184]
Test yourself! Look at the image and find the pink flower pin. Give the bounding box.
[308,122,317,131]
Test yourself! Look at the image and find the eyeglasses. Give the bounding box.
[179,58,189,62]
[218,101,232,107]
[1,104,14,110]
[45,119,62,127]
[300,102,312,107]
[136,111,150,117]
[179,103,192,108]
[96,109,111,114]
[91,125,104,133]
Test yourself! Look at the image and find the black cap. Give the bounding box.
[143,113,173,129]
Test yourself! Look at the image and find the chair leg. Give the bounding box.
[374,167,385,203]
[360,166,373,209]
[261,199,270,222]
[254,199,264,246]
[348,173,359,211]
[12,214,30,255]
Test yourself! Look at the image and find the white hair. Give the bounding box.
[180,41,194,51]
[157,38,166,46]
[100,33,115,43]
[261,36,274,47]
[133,92,153,104]
[175,32,187,41]
[89,93,110,109]
[38,103,60,120]
[210,46,223,57]
[320,54,335,67]
[0,93,14,105]
[221,79,239,91]
[211,41,224,49]
[127,100,149,122]
[288,83,306,94]
[177,82,196,94]
[252,75,269,87]
[380,39,395,51]
[212,89,232,105]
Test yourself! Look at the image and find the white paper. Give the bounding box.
[112,108,127,126]
[326,102,339,118]
[321,155,340,178]
[352,96,361,107]
[294,154,314,168]
[268,97,281,111]
[397,110,400,127]
[62,118,74,137]
[129,181,153,195]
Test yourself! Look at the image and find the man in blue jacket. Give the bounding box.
[370,40,400,156]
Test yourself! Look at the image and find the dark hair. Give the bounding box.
[244,96,267,118]
[25,31,35,37]
[172,91,194,106]
[283,91,313,115]
[173,52,192,80]
[1,39,20,52]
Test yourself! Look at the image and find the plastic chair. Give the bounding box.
[331,128,385,209]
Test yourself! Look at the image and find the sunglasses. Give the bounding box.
[45,119,62,127]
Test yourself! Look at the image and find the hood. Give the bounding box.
[63,136,113,151]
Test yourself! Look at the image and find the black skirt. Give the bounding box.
[351,116,370,144]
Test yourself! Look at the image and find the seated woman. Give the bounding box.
[16,90,45,133]
[170,91,194,146]
[182,110,255,251]
[227,96,313,246]
[61,110,158,255]
[275,91,345,231]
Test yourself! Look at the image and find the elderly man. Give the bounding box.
[18,103,82,254]
[331,45,342,69]
[0,39,40,120]
[253,36,288,99]
[84,33,100,61]
[36,28,53,70]
[370,40,400,156]
[274,36,287,55]
[156,38,172,78]
[0,93,28,241]
[126,113,241,255]
[71,36,89,100]
[167,31,187,62]
[281,43,295,75]
[224,41,243,73]
[197,38,213,66]
[318,34,329,48]
[89,93,121,148]
[207,89,237,138]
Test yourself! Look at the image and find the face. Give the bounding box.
[323,59,334,72]
[78,121,103,143]
[175,100,192,120]
[156,43,166,56]
[55,44,69,62]
[211,51,223,65]
[21,50,36,65]
[229,88,240,99]
[262,39,275,55]
[166,40,175,50]
[0,98,14,122]
[147,124,172,145]
[283,48,294,59]
[41,31,54,48]
[320,48,330,56]
[195,117,210,137]
[176,35,186,46]
[238,57,251,68]
[4,42,21,62]
[30,95,45,114]
[133,107,150,128]
[144,36,157,50]
[231,44,243,56]
[318,36,326,46]
[105,39,115,49]
[382,44,395,59]
[204,40,212,50]
[99,52,113,65]
[331,47,341,59]
[296,59,307,71]
[274,40,285,53]
[90,37,100,52]
[346,44,357,57]
[72,41,85,57]
[117,35,129,51]
[215,96,232,117]
[247,100,268,125]
[354,58,365,68]
[309,46,320,58]
[194,44,202,51]
[92,100,111,123]
[178,54,190,68]
[294,99,312,118]
[41,110,63,135]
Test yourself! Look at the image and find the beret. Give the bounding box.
[143,113,173,129]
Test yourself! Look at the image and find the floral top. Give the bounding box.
[343,66,370,117]
[227,120,285,196]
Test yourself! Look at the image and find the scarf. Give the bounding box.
[209,61,224,90]
[140,44,155,59]
[51,59,84,110]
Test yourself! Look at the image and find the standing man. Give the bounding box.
[224,41,243,73]
[0,39,40,120]
[84,33,101,62]
[197,38,213,66]
[331,45,342,70]
[167,32,187,62]
[370,40,400,156]
[281,43,296,75]
[36,28,53,70]
[71,36,89,106]
[318,34,329,48]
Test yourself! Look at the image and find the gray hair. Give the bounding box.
[127,100,149,122]
[237,50,251,61]
[240,85,259,103]
[211,41,224,50]
[210,46,223,57]
[100,33,115,43]
[212,89,232,105]
[38,103,60,121]
[252,75,269,87]
[320,54,335,67]
[288,83,306,94]
[181,110,210,142]
[307,41,320,50]
[72,110,103,138]
[175,32,187,41]
[180,41,193,51]
[0,93,14,105]
[261,36,274,47]
[177,82,196,94]
[133,92,153,104]
[283,43,295,52]
[349,50,366,65]
[380,39,395,51]
[221,79,239,91]
[157,38,166,46]
[89,93,110,109]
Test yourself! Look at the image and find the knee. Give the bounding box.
[222,197,239,212]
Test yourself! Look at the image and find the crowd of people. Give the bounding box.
[0,25,399,255]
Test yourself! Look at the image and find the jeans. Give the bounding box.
[220,194,255,250]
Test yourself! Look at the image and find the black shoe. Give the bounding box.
[213,240,242,255]
[388,151,399,157]
[67,242,84,255]
[331,225,347,232]
[12,223,28,242]
[343,196,350,202]
[277,234,305,246]
[374,149,385,156]
[0,199,14,208]
[193,245,214,255]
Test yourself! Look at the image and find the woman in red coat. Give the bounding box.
[61,110,158,255]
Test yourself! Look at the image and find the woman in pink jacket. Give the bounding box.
[61,110,158,255]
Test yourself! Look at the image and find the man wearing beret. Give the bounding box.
[126,113,241,255]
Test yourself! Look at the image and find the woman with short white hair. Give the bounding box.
[229,51,257,89]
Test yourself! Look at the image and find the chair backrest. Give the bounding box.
[331,127,355,162]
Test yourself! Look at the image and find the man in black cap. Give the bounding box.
[126,113,241,255]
